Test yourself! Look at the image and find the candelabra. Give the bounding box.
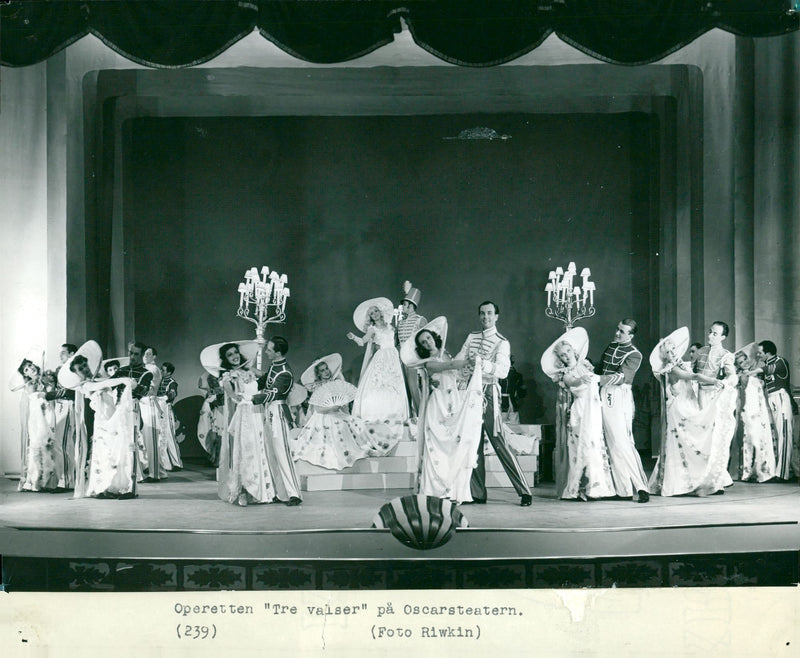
[237,266,290,368]
[391,304,403,329]
[544,262,595,331]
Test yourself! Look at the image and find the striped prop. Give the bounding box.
[372,495,468,550]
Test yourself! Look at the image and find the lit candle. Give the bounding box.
[545,282,553,307]
[261,266,269,282]
[567,262,576,274]
[573,286,581,299]
[283,288,290,299]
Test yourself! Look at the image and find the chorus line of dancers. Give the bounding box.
[11,342,182,498]
[11,283,796,509]
[10,283,533,507]
[544,319,797,502]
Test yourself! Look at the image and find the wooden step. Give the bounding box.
[301,472,417,492]
[297,425,543,491]
[295,455,417,476]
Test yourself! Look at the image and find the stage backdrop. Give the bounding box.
[122,112,657,439]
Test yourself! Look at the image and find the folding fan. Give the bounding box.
[309,380,358,409]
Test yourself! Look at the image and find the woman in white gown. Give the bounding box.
[729,344,777,482]
[201,341,275,506]
[541,328,615,501]
[648,327,736,496]
[60,341,141,499]
[12,352,59,492]
[401,317,484,504]
[347,297,409,422]
[292,354,369,469]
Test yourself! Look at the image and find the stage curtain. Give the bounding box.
[257,1,400,63]
[89,1,256,68]
[555,0,713,65]
[403,0,552,67]
[1,1,798,68]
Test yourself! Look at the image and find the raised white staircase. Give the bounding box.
[295,424,542,492]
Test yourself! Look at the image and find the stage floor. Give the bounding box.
[2,461,799,590]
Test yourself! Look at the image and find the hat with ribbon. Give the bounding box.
[9,345,46,391]
[300,353,343,388]
[58,340,104,389]
[649,327,690,376]
[200,340,260,377]
[353,297,394,332]
[400,316,448,368]
[733,341,759,369]
[540,327,589,379]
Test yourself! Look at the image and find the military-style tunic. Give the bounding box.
[118,363,158,479]
[396,311,427,417]
[455,327,531,501]
[598,342,642,386]
[157,376,178,403]
[596,340,648,497]
[259,358,301,501]
[761,354,795,479]
[396,312,428,345]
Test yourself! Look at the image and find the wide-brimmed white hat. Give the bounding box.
[9,345,46,391]
[58,340,104,389]
[300,353,343,388]
[400,316,448,368]
[353,297,394,332]
[200,340,260,377]
[649,327,690,375]
[734,342,759,368]
[540,327,589,379]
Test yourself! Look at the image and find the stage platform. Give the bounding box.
[1,461,798,591]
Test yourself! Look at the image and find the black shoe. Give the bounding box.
[287,497,302,507]
[520,494,532,507]
[463,498,486,505]
[271,497,281,503]
[636,490,650,503]
[118,492,137,500]
[711,489,725,495]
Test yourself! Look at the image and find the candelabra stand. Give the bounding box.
[544,262,596,332]
[236,266,290,370]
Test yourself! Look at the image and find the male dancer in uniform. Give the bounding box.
[254,336,302,506]
[395,282,427,417]
[456,301,532,506]
[596,319,650,503]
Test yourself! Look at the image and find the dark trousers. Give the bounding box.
[470,390,532,501]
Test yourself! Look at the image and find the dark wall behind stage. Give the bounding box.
[123,113,657,432]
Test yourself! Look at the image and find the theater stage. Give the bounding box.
[1,459,798,591]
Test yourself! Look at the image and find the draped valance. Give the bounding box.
[1,1,797,68]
